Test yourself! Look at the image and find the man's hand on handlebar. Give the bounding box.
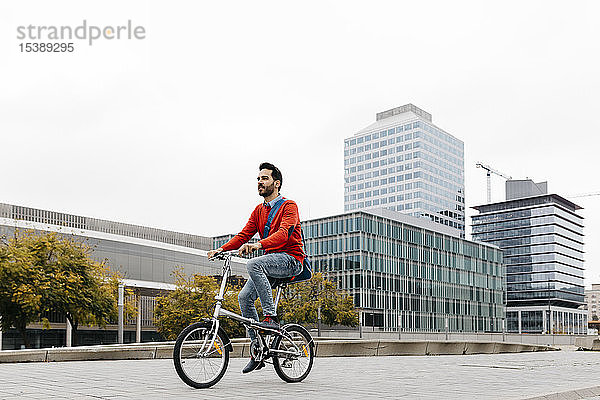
[238,242,262,256]
[207,248,224,259]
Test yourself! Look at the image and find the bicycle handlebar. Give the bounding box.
[208,250,238,261]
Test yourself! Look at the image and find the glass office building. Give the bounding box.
[471,181,586,334]
[0,202,248,349]
[303,208,504,332]
[344,104,465,237]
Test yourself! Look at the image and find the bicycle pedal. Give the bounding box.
[281,359,293,368]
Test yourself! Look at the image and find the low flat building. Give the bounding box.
[0,202,247,349]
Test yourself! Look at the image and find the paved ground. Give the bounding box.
[2,351,600,399]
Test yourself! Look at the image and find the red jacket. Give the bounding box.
[221,199,305,263]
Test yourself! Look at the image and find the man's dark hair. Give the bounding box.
[259,162,283,190]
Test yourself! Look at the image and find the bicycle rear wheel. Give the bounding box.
[272,324,314,383]
[173,321,229,388]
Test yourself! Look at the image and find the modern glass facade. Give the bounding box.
[303,208,504,332]
[472,194,586,334]
[344,104,465,237]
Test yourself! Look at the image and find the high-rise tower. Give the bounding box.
[344,104,465,236]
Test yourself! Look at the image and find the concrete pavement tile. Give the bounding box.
[544,393,581,400]
[561,394,585,400]
[577,389,598,397]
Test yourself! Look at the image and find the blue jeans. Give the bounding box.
[238,252,302,341]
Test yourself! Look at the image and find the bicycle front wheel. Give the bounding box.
[272,324,314,383]
[173,321,229,389]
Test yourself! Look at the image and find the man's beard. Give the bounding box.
[259,182,275,198]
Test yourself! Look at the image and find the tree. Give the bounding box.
[154,268,246,340]
[0,234,41,348]
[278,273,358,327]
[0,230,126,347]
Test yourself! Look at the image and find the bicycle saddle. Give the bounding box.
[268,263,312,288]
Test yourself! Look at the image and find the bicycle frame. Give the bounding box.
[207,251,303,358]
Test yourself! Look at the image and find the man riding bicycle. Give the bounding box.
[207,162,305,374]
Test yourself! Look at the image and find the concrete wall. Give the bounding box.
[0,338,557,363]
[314,329,587,346]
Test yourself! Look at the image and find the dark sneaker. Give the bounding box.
[242,357,265,374]
[257,315,280,332]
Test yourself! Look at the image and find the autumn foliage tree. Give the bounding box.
[0,231,126,347]
[154,268,246,340]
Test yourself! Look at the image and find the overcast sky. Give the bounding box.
[2,1,599,285]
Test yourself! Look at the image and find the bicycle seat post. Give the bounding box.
[274,283,286,312]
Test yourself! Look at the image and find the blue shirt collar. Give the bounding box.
[264,194,283,208]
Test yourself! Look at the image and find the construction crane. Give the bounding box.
[476,162,512,203]
[566,192,600,199]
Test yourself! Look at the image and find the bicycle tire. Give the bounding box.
[173,321,229,389]
[272,324,314,383]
